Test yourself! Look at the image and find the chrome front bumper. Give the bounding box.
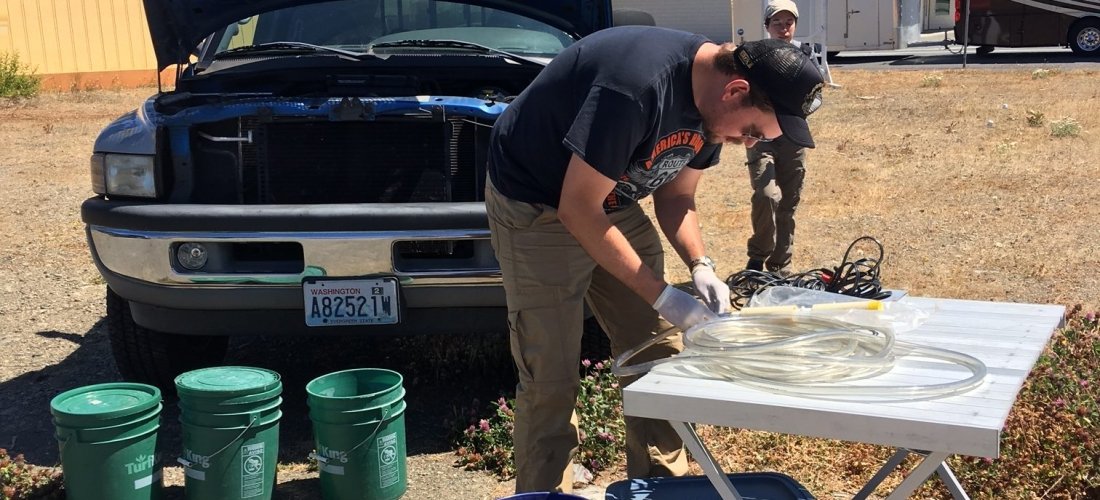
[88,226,501,287]
[80,199,508,335]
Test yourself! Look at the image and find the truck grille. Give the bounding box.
[236,117,484,204]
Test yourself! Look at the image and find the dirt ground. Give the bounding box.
[1,67,1098,499]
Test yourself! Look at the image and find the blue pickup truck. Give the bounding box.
[83,0,649,390]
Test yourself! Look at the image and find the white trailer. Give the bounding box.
[614,0,957,54]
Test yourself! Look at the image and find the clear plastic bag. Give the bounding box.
[746,286,932,334]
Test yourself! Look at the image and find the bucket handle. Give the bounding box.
[56,430,71,455]
[177,414,258,469]
[311,406,391,466]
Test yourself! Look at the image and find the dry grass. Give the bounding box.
[673,68,1100,313]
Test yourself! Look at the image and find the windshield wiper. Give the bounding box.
[368,39,543,66]
[216,41,368,61]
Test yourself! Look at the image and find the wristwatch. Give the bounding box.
[689,256,716,273]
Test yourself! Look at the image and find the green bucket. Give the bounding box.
[50,382,163,500]
[307,368,408,500]
[175,366,282,500]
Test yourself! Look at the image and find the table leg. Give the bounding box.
[853,449,910,500]
[668,420,743,500]
[884,451,951,500]
[936,462,971,500]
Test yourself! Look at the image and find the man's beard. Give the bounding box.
[701,117,724,144]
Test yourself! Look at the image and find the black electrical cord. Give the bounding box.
[724,236,892,310]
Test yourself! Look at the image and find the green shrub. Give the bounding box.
[1050,117,1081,138]
[452,396,517,478]
[994,141,1017,155]
[450,358,625,479]
[919,74,943,88]
[0,448,63,500]
[574,359,626,473]
[0,52,41,98]
[1031,68,1056,79]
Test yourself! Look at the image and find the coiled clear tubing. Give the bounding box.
[612,315,987,402]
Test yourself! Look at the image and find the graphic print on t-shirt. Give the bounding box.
[606,129,706,210]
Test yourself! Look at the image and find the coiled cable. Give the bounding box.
[725,236,891,310]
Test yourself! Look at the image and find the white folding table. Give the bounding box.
[622,296,1066,499]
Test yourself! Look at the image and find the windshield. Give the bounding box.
[211,0,576,58]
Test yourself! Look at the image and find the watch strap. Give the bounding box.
[689,256,716,273]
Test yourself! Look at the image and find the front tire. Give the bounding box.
[106,288,228,395]
[1069,18,1100,56]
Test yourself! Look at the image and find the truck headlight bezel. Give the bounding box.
[93,153,159,198]
[90,153,107,195]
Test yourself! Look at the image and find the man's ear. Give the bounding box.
[722,78,750,102]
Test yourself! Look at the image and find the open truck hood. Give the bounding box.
[143,0,610,70]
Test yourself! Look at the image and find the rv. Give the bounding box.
[954,0,1100,55]
[613,0,958,54]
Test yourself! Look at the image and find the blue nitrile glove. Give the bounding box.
[652,285,717,331]
[692,266,732,314]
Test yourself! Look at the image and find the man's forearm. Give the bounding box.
[558,153,670,305]
[558,209,667,305]
[655,195,707,271]
[653,167,708,270]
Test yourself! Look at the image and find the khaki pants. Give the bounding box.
[746,135,807,271]
[485,180,688,493]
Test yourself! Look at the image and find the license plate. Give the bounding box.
[303,277,400,326]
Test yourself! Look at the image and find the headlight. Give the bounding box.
[103,154,157,198]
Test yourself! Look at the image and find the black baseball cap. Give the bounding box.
[733,38,824,148]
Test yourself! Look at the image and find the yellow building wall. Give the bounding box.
[0,0,165,89]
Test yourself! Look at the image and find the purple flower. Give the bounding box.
[595,362,605,370]
[479,419,491,432]
[1085,311,1096,322]
[1052,398,1067,409]
[1080,379,1089,388]
[582,359,592,368]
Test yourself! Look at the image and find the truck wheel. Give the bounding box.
[581,316,613,362]
[106,288,228,396]
[1069,19,1100,56]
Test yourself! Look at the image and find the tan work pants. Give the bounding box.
[746,135,807,271]
[485,180,689,493]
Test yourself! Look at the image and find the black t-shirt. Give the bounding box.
[487,26,723,212]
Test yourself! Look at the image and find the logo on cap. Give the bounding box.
[803,82,824,115]
[737,49,753,68]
